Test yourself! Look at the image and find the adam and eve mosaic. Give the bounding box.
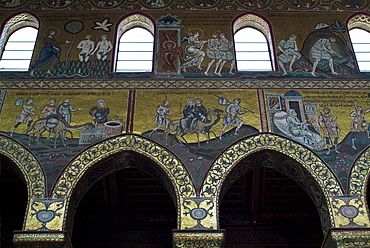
[2,13,366,79]
[1,88,370,189]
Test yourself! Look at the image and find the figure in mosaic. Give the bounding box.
[89,99,110,126]
[77,35,95,62]
[149,99,171,137]
[318,107,340,155]
[204,33,222,76]
[41,98,58,118]
[277,34,301,76]
[349,103,370,149]
[159,33,183,73]
[217,33,236,76]
[57,98,82,124]
[181,98,208,133]
[11,98,39,136]
[92,34,113,61]
[182,31,207,73]
[310,37,342,77]
[286,109,321,146]
[146,0,165,7]
[29,29,68,76]
[219,98,249,139]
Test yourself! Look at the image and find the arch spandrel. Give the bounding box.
[52,134,195,200]
[349,146,370,196]
[0,134,45,198]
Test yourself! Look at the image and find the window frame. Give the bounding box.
[232,13,276,72]
[114,14,155,73]
[347,14,370,72]
[0,12,39,72]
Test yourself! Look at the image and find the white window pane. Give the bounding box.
[119,43,154,52]
[0,26,38,71]
[235,28,266,42]
[358,62,370,71]
[117,52,153,61]
[8,27,38,41]
[354,53,370,61]
[234,26,272,71]
[235,51,270,60]
[349,28,370,72]
[237,60,272,71]
[0,60,30,70]
[235,42,269,52]
[4,42,36,51]
[116,26,154,72]
[116,61,152,71]
[121,28,153,42]
[2,50,34,59]
[352,44,370,52]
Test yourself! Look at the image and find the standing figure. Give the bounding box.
[92,34,113,61]
[204,33,222,76]
[318,108,340,154]
[57,98,82,124]
[41,98,57,118]
[150,99,171,136]
[277,34,301,76]
[77,35,95,62]
[182,32,207,73]
[89,99,110,126]
[216,33,235,76]
[310,37,342,77]
[29,30,69,76]
[11,98,39,136]
[349,104,370,149]
[219,98,248,139]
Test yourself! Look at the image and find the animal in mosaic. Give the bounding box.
[27,115,94,148]
[165,108,222,146]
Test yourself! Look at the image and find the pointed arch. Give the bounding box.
[0,134,45,198]
[201,134,342,227]
[0,12,39,71]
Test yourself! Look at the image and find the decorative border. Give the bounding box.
[348,147,370,196]
[0,134,45,198]
[200,134,343,226]
[1,79,370,89]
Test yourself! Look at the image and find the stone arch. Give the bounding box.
[348,146,370,196]
[0,134,45,198]
[51,134,195,230]
[201,133,343,229]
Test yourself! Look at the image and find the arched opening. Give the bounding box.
[219,150,325,247]
[115,14,155,73]
[0,155,28,247]
[70,151,177,248]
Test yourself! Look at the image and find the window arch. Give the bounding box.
[115,14,155,73]
[0,13,39,71]
[233,14,275,71]
[348,14,370,72]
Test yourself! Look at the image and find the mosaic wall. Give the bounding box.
[1,5,370,247]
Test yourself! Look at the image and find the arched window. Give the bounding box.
[233,14,274,71]
[348,14,370,72]
[0,13,39,71]
[115,14,154,73]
